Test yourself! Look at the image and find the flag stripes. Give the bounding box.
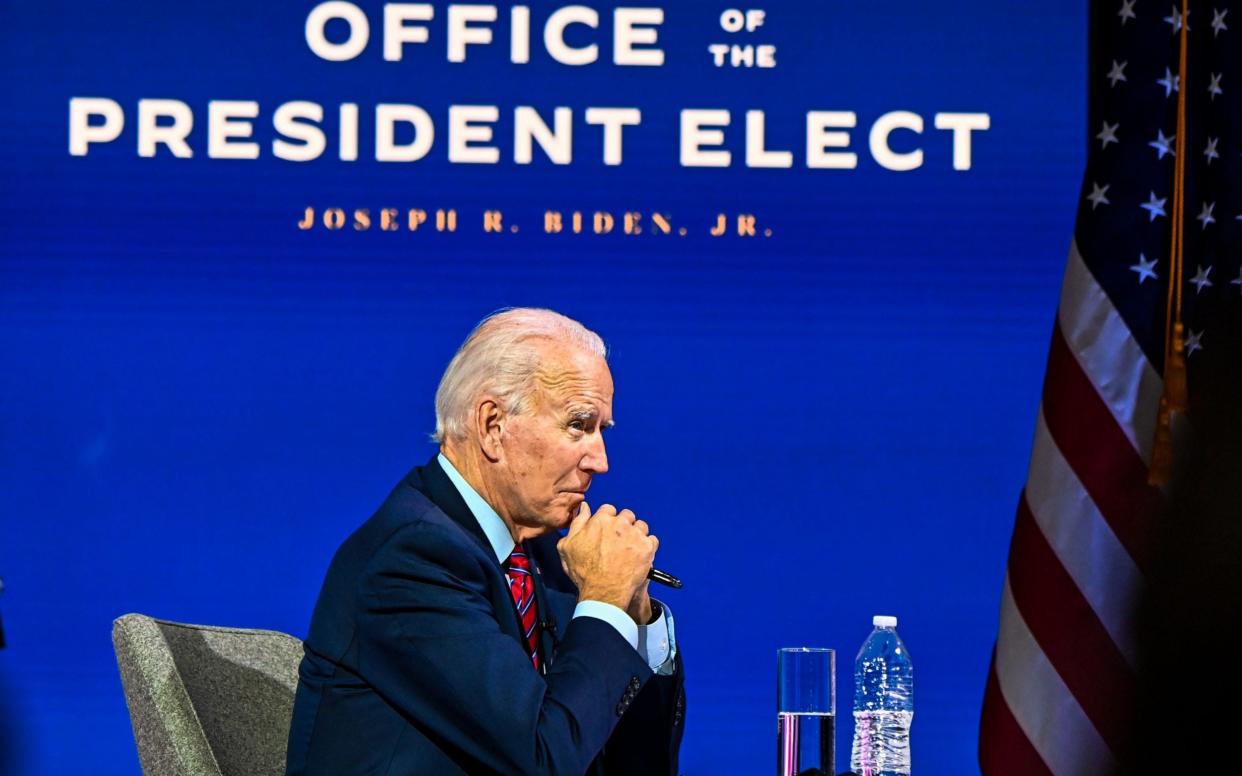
[981,243,1157,772]
[993,578,1116,774]
[1026,411,1142,665]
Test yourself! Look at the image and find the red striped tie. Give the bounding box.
[506,546,540,669]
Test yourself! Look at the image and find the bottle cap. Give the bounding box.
[872,615,898,628]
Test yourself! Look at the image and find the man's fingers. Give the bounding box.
[594,503,617,518]
[616,509,637,525]
[633,519,649,536]
[568,502,591,537]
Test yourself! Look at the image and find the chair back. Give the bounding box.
[112,613,303,776]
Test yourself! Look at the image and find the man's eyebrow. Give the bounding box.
[567,407,615,428]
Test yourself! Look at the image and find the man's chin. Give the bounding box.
[553,494,586,528]
[553,506,578,530]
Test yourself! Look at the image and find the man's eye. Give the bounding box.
[568,420,586,432]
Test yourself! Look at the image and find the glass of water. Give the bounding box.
[778,647,835,776]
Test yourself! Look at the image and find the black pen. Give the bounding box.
[648,567,683,589]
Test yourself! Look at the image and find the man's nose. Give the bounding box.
[581,432,609,474]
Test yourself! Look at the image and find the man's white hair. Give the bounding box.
[433,308,607,443]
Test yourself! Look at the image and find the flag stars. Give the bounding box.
[1211,8,1229,37]
[1141,192,1168,221]
[1157,67,1180,97]
[1190,265,1214,294]
[1150,129,1175,159]
[1098,121,1120,148]
[1119,0,1137,25]
[1184,330,1203,357]
[1130,254,1159,283]
[1207,72,1223,99]
[1197,202,1217,229]
[1204,137,1220,164]
[1107,60,1128,87]
[1165,6,1188,32]
[1086,183,1110,209]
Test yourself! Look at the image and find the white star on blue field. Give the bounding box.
[1189,265,1213,294]
[1196,202,1216,229]
[1087,183,1111,209]
[1097,121,1120,148]
[1149,129,1175,159]
[1157,67,1180,97]
[1107,60,1128,87]
[1140,192,1168,221]
[1129,253,1159,283]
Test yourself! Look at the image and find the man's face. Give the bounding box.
[494,341,613,535]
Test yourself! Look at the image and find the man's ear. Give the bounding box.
[475,397,505,462]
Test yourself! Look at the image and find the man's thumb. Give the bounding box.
[568,501,591,536]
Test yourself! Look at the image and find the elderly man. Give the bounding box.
[285,308,685,775]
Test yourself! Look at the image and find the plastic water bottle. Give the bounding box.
[850,615,913,776]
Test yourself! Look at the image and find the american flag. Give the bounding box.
[979,1,1241,773]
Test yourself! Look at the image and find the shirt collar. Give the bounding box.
[437,453,515,563]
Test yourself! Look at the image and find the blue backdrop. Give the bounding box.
[0,2,1084,773]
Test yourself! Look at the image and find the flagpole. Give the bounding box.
[1148,0,1192,487]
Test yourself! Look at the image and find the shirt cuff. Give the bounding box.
[573,600,638,650]
[639,599,677,673]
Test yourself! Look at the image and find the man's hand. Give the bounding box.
[558,502,658,622]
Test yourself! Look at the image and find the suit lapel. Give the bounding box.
[408,456,528,638]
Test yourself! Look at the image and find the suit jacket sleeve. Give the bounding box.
[354,519,653,776]
[528,533,686,776]
[600,653,685,775]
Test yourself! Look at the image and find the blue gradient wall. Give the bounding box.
[0,2,1084,773]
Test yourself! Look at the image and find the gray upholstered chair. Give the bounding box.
[112,613,304,776]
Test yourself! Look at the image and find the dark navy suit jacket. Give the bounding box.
[285,457,685,775]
